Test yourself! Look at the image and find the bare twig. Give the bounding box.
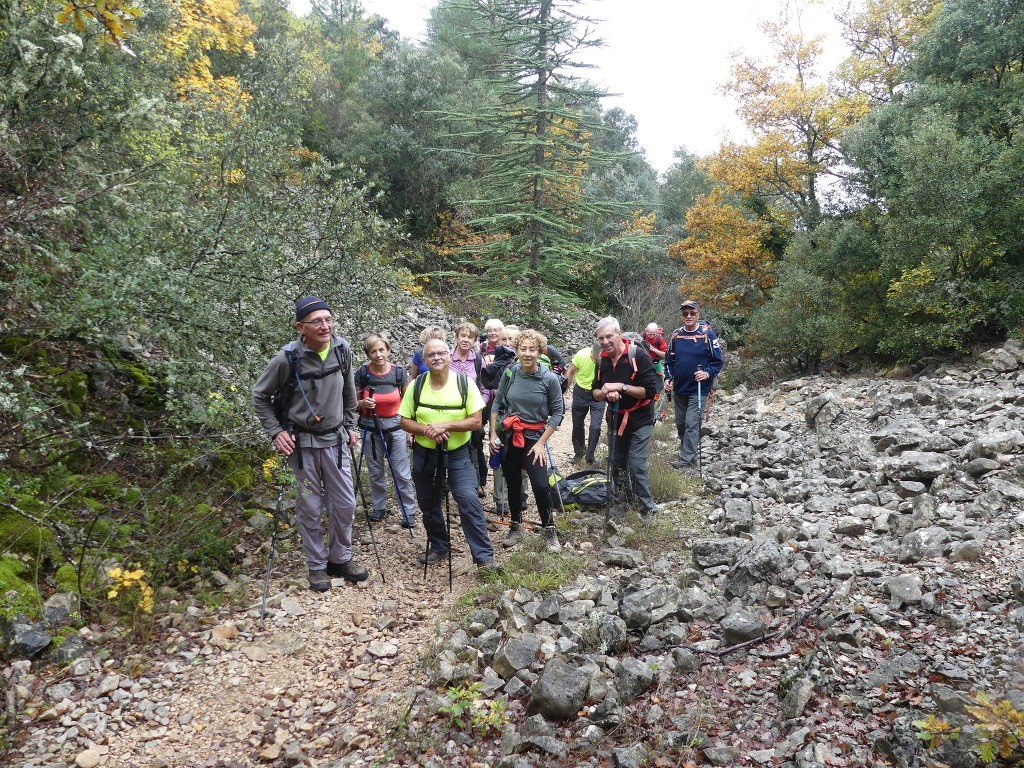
[652,585,838,658]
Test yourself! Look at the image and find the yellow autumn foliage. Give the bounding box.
[55,0,143,51]
[622,210,656,237]
[669,188,776,313]
[837,0,940,103]
[716,8,869,217]
[162,0,256,103]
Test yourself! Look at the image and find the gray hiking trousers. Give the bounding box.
[287,443,356,569]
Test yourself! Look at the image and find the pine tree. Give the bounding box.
[433,0,643,324]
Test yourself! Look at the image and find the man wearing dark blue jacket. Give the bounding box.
[666,300,724,471]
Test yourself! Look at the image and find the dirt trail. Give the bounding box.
[15,413,586,767]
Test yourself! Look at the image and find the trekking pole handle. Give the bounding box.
[361,385,376,408]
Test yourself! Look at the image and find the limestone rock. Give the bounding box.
[525,658,588,721]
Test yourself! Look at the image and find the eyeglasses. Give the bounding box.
[681,311,697,317]
[424,351,449,359]
[301,317,334,327]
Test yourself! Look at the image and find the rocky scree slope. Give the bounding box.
[5,339,1024,768]
[377,340,1024,768]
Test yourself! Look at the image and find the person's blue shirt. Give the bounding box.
[666,324,723,397]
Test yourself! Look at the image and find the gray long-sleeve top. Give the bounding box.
[252,335,357,447]
[492,363,564,430]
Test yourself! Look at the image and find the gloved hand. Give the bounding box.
[639,340,651,352]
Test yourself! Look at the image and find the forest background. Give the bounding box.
[1,0,1023,652]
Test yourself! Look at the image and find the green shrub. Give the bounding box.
[0,511,59,561]
[649,458,686,503]
[0,556,40,618]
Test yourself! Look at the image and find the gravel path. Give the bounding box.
[12,407,588,768]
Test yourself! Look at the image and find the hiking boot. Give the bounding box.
[367,509,386,522]
[399,515,416,530]
[502,522,523,549]
[307,568,331,592]
[585,455,596,466]
[640,511,656,527]
[671,459,693,470]
[326,559,369,582]
[477,485,487,498]
[495,503,510,519]
[418,547,446,565]
[477,559,501,574]
[572,453,584,465]
[542,526,561,553]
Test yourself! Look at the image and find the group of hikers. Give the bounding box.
[251,297,723,592]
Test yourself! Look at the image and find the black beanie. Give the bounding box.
[296,296,331,321]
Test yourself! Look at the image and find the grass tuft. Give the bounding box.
[456,533,586,608]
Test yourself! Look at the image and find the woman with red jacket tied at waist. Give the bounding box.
[489,329,564,552]
[355,333,417,527]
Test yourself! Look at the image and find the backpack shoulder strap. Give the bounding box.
[626,341,638,379]
[284,346,301,386]
[495,362,518,403]
[412,371,469,414]
[354,363,368,391]
[412,372,428,414]
[333,339,350,375]
[457,372,468,410]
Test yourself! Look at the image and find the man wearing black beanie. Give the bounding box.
[252,296,368,591]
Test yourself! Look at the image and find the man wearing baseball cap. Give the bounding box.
[252,296,368,591]
[666,301,724,472]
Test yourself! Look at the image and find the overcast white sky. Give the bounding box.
[288,0,847,175]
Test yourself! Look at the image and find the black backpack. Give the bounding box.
[271,341,350,428]
[480,345,517,390]
[555,470,609,509]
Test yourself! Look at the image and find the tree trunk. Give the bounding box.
[528,0,551,324]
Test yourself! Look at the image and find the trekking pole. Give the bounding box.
[545,443,567,519]
[605,399,619,527]
[351,436,384,581]
[372,412,414,538]
[259,484,286,630]
[423,440,452,587]
[440,440,453,592]
[696,373,704,479]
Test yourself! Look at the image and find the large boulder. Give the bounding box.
[805,392,844,430]
[615,656,655,702]
[898,527,951,563]
[721,608,765,645]
[493,634,542,681]
[525,658,589,721]
[581,612,628,655]
[883,451,955,481]
[1,617,52,659]
[618,585,677,630]
[968,430,1024,459]
[692,538,748,569]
